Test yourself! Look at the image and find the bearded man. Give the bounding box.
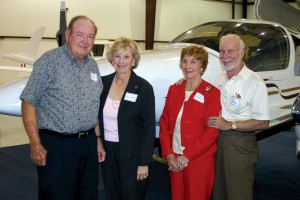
[208,34,269,200]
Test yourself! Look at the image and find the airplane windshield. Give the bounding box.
[170,21,290,72]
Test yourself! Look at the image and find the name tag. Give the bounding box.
[193,92,204,103]
[230,95,240,106]
[124,92,138,102]
[90,73,98,82]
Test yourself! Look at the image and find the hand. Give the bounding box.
[30,142,47,166]
[175,78,185,86]
[166,154,181,172]
[97,139,106,162]
[137,166,149,181]
[207,116,231,130]
[176,155,189,170]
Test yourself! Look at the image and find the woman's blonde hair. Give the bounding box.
[106,37,140,69]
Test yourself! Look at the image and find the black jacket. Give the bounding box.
[99,71,155,166]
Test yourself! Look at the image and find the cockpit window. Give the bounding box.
[170,21,290,72]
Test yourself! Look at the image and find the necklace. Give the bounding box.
[185,84,200,91]
[185,79,202,91]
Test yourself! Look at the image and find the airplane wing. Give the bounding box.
[1,0,66,70]
[0,0,299,146]
[0,66,32,72]
[2,27,45,66]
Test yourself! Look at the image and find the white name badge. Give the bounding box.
[90,73,98,82]
[124,92,138,102]
[193,92,204,103]
[229,95,240,107]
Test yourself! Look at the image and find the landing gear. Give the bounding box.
[291,96,300,160]
[295,125,300,160]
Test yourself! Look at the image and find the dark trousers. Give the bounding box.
[213,130,258,200]
[38,130,99,200]
[101,141,148,200]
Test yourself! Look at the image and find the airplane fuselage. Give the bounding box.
[1,19,300,139]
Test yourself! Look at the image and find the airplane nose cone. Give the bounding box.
[0,78,28,116]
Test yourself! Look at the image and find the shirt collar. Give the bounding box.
[224,63,249,80]
[236,64,250,80]
[63,43,89,65]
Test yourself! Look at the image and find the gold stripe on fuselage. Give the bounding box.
[268,86,300,96]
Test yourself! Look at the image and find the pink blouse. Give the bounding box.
[103,96,119,142]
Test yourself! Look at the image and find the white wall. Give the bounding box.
[155,0,244,41]
[0,0,248,41]
[0,0,250,82]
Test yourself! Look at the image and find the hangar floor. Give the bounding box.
[0,115,300,199]
[0,114,28,147]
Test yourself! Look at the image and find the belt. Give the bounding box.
[40,128,94,138]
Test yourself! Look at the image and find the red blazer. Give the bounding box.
[160,80,221,162]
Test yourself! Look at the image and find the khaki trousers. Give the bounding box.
[213,130,258,200]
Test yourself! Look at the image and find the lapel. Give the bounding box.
[119,70,141,113]
[102,73,115,100]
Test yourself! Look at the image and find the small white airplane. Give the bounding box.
[1,0,111,68]
[0,0,65,69]
[91,40,113,60]
[1,0,300,154]
[2,27,45,67]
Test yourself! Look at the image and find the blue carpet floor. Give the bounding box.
[0,130,299,200]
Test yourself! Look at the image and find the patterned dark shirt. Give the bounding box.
[20,44,103,133]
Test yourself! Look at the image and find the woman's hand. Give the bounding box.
[176,155,189,170]
[166,154,181,172]
[97,139,106,162]
[137,166,149,181]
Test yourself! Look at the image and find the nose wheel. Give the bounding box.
[296,126,300,160]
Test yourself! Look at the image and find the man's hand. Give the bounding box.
[30,142,47,166]
[175,78,185,86]
[208,116,231,130]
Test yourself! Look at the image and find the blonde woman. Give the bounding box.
[99,37,155,200]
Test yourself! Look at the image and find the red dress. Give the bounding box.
[160,80,221,200]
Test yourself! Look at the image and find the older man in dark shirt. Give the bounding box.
[20,15,105,200]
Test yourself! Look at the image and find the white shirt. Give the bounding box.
[172,91,193,154]
[215,65,270,121]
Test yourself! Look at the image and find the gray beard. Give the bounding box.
[220,62,238,71]
[220,55,242,71]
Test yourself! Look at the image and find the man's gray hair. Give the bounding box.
[220,34,245,51]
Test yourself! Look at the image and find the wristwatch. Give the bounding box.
[231,122,237,131]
